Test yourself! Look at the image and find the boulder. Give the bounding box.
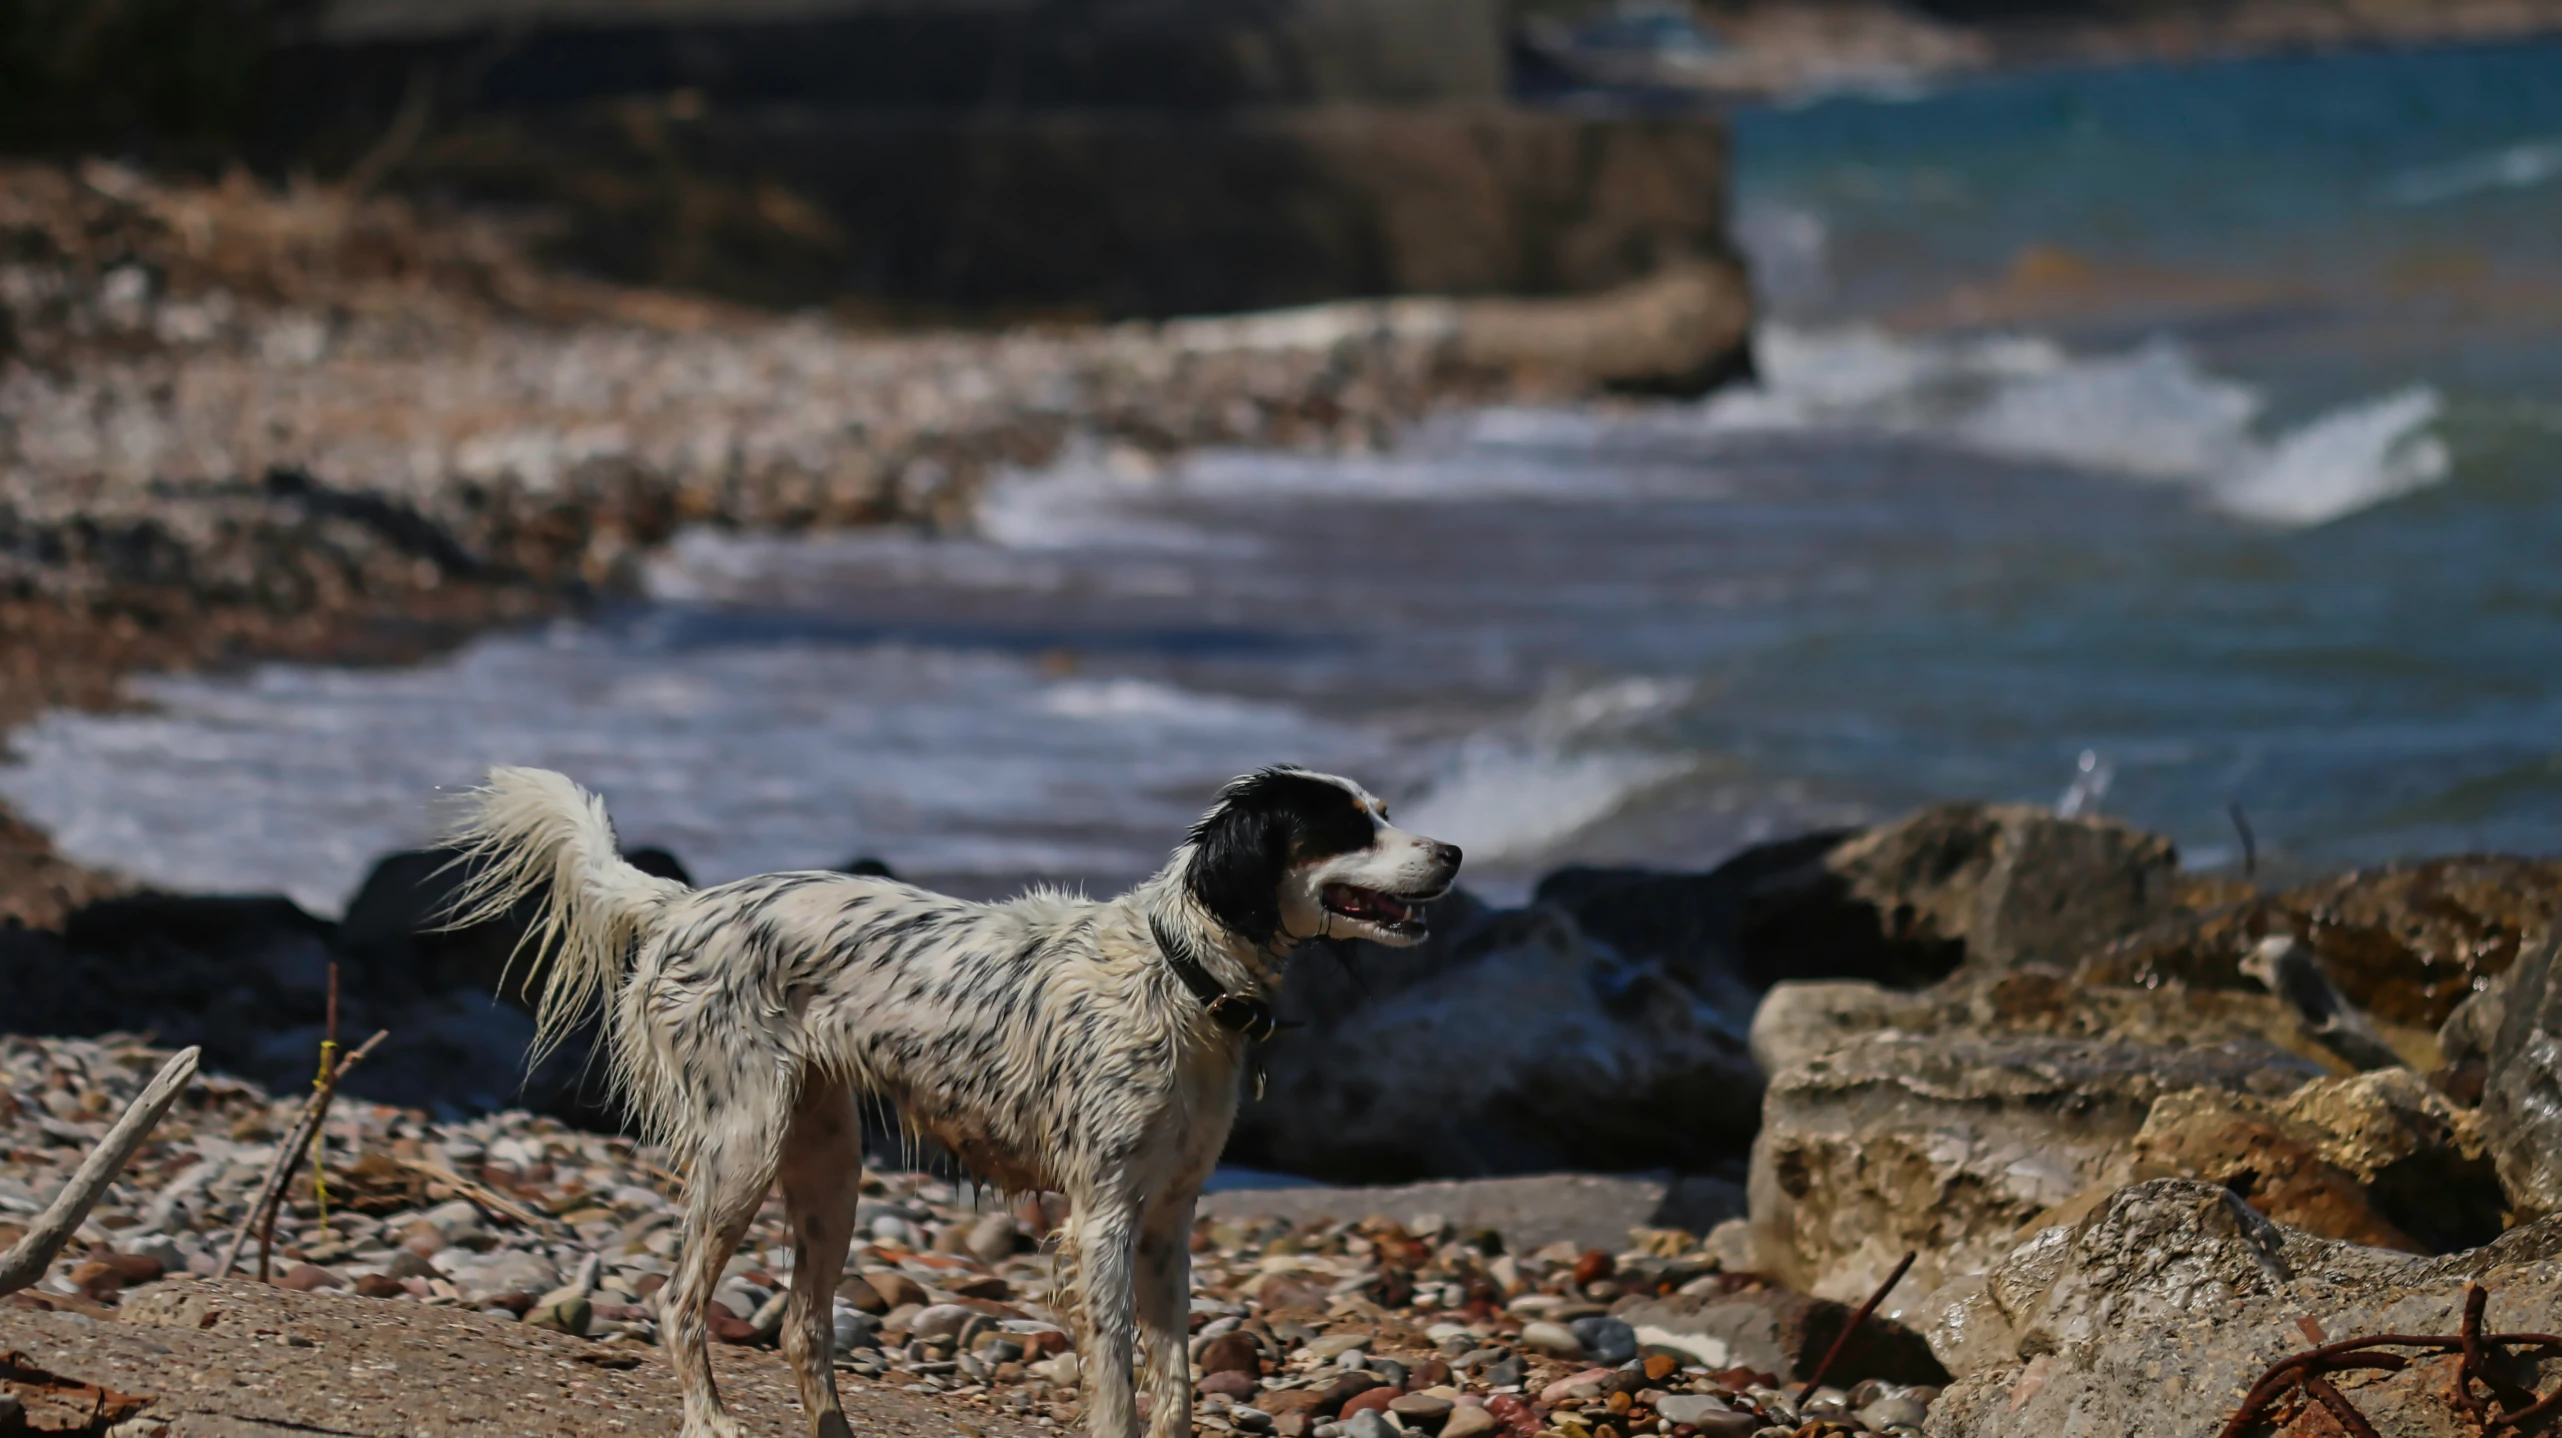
[2465,934,2562,1220]
[2122,1068,2502,1255]
[1747,1023,2325,1302]
[1230,902,1761,1180]
[2080,854,2562,1035]
[1802,802,2182,976]
[1541,803,2187,996]
[1923,1178,2562,1437]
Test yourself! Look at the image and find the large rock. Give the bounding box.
[2457,934,2562,1221]
[1229,900,1763,1181]
[1923,1178,2562,1438]
[2081,854,2562,1033]
[1747,1023,2325,1303]
[1544,803,2191,996]
[1747,969,2506,1304]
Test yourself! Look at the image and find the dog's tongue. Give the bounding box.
[1328,885,1413,923]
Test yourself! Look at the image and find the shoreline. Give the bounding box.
[1665,0,2562,102]
[0,160,1750,927]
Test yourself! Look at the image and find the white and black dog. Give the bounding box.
[445,765,1461,1438]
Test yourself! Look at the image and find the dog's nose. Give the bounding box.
[1436,842,1463,871]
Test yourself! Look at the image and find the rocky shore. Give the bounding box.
[0,157,1749,928]
[10,772,2562,1436]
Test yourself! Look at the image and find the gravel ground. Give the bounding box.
[2,1036,1936,1437]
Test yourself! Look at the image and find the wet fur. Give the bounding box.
[443,764,1457,1438]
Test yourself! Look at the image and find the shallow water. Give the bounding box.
[10,40,2562,913]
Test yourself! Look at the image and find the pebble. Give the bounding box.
[1344,1412,1400,1438]
[0,1033,1936,1438]
[1519,1322,1587,1360]
[1855,1397,1930,1429]
[1568,1317,1637,1366]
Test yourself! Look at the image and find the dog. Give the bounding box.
[444,764,1461,1438]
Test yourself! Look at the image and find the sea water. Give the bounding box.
[9,39,2562,914]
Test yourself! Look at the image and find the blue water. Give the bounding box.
[7,39,2561,910]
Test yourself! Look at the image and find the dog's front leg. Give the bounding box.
[1073,1195,1145,1438]
[1137,1197,1199,1438]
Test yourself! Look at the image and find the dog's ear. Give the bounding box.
[1184,792,1293,948]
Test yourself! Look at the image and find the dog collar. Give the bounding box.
[1150,914,1283,1042]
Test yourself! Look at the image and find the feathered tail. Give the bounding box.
[441,766,689,1069]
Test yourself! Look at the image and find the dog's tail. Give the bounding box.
[441,766,689,1067]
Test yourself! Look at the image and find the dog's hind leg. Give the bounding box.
[665,1124,784,1438]
[1136,1197,1199,1438]
[1070,1192,1145,1438]
[777,1078,863,1438]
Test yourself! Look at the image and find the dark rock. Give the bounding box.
[1923,1178,2562,1436]
[1230,900,1760,1180]
[1568,1315,1637,1365]
[1613,1285,1947,1389]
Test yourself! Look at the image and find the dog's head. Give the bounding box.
[1183,767,1461,949]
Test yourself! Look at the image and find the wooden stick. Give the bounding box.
[0,1048,200,1297]
[1797,1250,1916,1403]
[391,1157,557,1234]
[215,1029,388,1281]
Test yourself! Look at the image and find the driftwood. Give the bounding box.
[0,1047,200,1298]
[215,1029,388,1280]
[391,1157,557,1234]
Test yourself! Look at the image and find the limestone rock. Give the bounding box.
[1747,1027,2324,1302]
[1924,1178,2562,1437]
[1812,802,2181,975]
[2082,854,2562,1034]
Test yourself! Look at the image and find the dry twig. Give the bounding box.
[214,1029,388,1280]
[0,1048,200,1297]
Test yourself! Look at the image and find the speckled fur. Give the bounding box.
[443,765,1457,1438]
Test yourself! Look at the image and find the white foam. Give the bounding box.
[2383,136,2562,206]
[2214,386,2450,525]
[1692,325,2449,526]
[0,631,1368,915]
[1396,679,1696,864]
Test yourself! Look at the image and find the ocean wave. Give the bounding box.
[1695,325,2449,526]
[2383,136,2562,206]
[1397,742,1690,865]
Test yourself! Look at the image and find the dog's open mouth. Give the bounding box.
[1322,884,1430,936]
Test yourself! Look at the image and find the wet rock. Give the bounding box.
[1922,1178,2562,1436]
[1614,1285,1946,1389]
[2081,854,2562,1034]
[1747,1025,2324,1301]
[2469,933,2562,1219]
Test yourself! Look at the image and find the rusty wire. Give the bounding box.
[2219,1284,2562,1437]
